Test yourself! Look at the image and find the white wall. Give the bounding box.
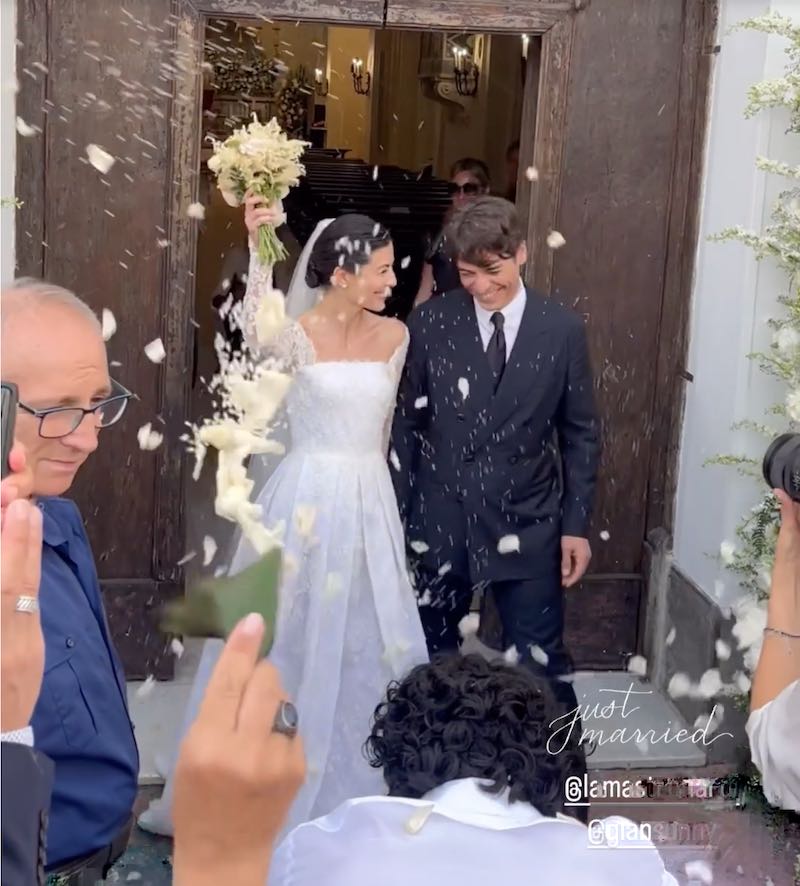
[0,0,16,282]
[673,0,797,606]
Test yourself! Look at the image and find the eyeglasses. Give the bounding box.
[18,379,136,439]
[448,182,482,197]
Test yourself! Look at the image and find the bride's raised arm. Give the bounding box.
[237,195,285,356]
[236,202,333,364]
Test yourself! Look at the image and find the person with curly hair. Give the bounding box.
[268,655,678,886]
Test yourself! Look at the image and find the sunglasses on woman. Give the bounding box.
[448,181,482,196]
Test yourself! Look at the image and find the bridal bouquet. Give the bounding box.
[206,115,308,265]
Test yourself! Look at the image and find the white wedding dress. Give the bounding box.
[139,231,429,839]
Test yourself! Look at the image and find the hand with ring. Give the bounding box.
[172,613,305,886]
[0,458,44,732]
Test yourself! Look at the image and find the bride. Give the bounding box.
[139,199,429,837]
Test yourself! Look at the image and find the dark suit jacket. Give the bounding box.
[1,742,54,886]
[391,287,600,583]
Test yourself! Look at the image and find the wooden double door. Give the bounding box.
[16,0,717,676]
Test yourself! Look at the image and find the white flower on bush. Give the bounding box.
[757,562,773,591]
[719,540,735,565]
[773,324,800,356]
[711,14,800,694]
[786,387,800,422]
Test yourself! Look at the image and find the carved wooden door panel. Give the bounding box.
[15,0,384,678]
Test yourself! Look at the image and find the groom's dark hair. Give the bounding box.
[444,196,524,268]
[365,654,577,815]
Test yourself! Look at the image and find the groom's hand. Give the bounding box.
[172,613,305,886]
[561,536,591,588]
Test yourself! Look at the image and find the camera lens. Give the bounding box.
[763,433,800,502]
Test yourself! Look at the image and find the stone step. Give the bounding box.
[128,643,704,785]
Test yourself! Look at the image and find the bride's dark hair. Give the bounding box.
[305,214,392,289]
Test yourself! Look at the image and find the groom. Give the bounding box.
[391,196,599,696]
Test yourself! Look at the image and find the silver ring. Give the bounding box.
[15,596,39,615]
[272,700,298,738]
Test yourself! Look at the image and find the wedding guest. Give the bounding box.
[212,245,250,356]
[1,445,52,886]
[746,487,800,811]
[503,139,520,202]
[172,613,305,886]
[0,434,304,886]
[413,158,491,308]
[269,655,677,886]
[1,280,139,878]
[0,448,305,885]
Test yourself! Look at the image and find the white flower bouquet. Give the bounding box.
[206,115,308,265]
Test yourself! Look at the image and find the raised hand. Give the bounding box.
[0,444,34,525]
[767,489,800,624]
[244,192,285,249]
[172,612,305,886]
[773,489,800,566]
[1,496,44,732]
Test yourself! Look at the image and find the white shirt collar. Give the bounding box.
[331,778,583,833]
[473,281,527,328]
[421,778,545,830]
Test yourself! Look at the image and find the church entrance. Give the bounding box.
[15,0,715,675]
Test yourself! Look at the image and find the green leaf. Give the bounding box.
[161,549,282,657]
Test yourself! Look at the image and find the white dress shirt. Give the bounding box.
[0,727,34,746]
[747,678,800,812]
[473,282,527,355]
[269,778,678,886]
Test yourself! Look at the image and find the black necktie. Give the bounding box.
[486,311,506,389]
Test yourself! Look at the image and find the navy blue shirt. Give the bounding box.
[31,498,139,869]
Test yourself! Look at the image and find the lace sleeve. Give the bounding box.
[238,248,274,355]
[264,321,316,372]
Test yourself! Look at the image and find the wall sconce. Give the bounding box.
[351,58,371,96]
[314,67,329,97]
[452,46,479,97]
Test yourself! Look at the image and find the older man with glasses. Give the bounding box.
[1,279,139,884]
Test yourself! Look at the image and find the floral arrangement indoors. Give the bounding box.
[276,66,313,137]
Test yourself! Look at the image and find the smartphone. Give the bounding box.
[1,382,19,479]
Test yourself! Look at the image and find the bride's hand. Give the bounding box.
[244,192,283,249]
